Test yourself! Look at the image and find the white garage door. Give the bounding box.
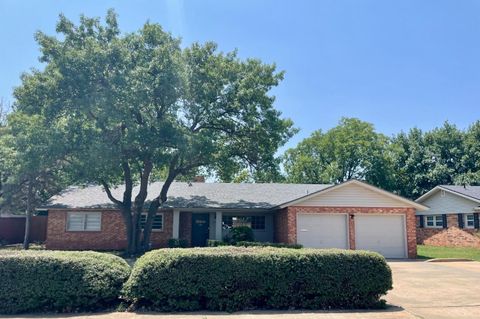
[297,214,348,249]
[355,215,406,258]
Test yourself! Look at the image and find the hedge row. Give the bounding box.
[123,247,392,312]
[0,251,131,314]
[0,247,392,314]
[207,239,302,249]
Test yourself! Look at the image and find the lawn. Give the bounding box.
[417,245,480,261]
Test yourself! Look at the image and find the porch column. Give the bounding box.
[215,211,223,240]
[172,209,180,239]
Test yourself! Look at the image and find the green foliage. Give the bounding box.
[235,241,303,249]
[207,239,230,247]
[283,118,393,188]
[123,247,392,311]
[0,250,131,314]
[225,225,255,243]
[167,238,189,248]
[12,10,295,253]
[206,240,302,249]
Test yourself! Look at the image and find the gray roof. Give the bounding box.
[42,182,332,210]
[440,185,480,202]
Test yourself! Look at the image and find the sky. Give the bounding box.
[1,0,480,150]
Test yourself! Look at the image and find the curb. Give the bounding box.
[424,258,474,262]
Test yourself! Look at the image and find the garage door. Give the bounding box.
[355,215,406,258]
[297,214,348,249]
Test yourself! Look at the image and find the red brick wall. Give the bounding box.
[46,209,173,250]
[417,215,480,248]
[274,206,417,258]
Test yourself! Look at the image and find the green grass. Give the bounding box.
[417,245,480,261]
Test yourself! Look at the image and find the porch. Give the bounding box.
[172,210,274,246]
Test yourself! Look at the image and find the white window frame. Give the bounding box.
[465,214,475,229]
[425,215,443,228]
[140,213,164,232]
[67,212,102,231]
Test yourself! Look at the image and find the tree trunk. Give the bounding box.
[23,181,33,250]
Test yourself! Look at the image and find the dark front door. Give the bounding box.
[191,213,210,247]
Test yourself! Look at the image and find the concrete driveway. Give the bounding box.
[387,260,480,319]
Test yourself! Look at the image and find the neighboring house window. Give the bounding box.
[140,213,163,231]
[222,215,266,230]
[67,212,101,231]
[425,215,443,228]
[465,214,475,229]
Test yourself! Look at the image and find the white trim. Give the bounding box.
[279,180,428,211]
[416,186,480,204]
[140,212,164,232]
[424,215,443,229]
[465,213,475,229]
[172,210,180,239]
[215,211,223,241]
[66,211,102,232]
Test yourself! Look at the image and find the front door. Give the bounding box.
[191,213,210,247]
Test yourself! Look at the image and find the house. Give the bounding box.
[415,185,480,248]
[39,179,427,258]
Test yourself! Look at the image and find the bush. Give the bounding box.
[123,247,392,312]
[235,241,303,249]
[0,250,131,314]
[225,226,254,243]
[207,239,229,247]
[168,238,189,248]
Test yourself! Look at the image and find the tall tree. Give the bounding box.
[14,11,295,254]
[283,118,393,188]
[0,112,68,248]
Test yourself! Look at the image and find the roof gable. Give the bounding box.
[280,180,428,210]
[416,185,480,204]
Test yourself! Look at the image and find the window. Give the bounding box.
[425,215,443,228]
[140,213,163,231]
[465,214,475,228]
[221,215,266,230]
[67,212,101,231]
[251,216,266,230]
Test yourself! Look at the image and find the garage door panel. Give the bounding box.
[355,215,406,258]
[297,214,348,249]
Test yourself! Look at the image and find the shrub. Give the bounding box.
[123,247,392,312]
[207,239,230,247]
[225,226,254,243]
[235,241,303,249]
[167,238,189,248]
[0,250,131,314]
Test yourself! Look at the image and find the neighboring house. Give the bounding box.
[415,185,480,248]
[39,179,427,258]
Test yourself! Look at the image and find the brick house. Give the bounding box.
[416,185,480,248]
[40,179,427,258]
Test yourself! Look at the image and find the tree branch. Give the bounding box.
[101,180,123,208]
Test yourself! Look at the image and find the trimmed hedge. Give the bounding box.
[123,247,392,312]
[207,240,302,249]
[0,250,131,314]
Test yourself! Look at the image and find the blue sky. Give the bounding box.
[1,0,480,150]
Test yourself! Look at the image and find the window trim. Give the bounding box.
[140,212,164,232]
[66,211,102,232]
[465,213,475,229]
[424,215,443,229]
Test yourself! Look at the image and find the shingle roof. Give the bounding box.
[42,182,332,210]
[439,185,480,202]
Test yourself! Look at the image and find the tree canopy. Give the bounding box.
[13,10,295,253]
